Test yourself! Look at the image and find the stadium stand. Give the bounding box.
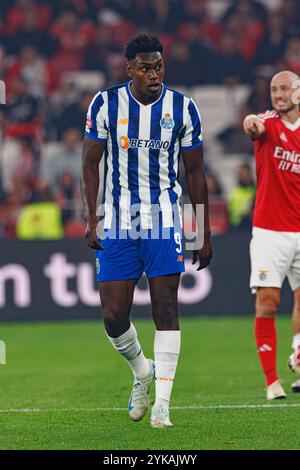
[0,0,299,238]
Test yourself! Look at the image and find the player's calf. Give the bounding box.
[106,322,155,420]
[254,289,281,395]
[128,359,155,421]
[255,316,279,388]
[150,330,180,428]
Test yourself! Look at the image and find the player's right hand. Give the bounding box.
[84,215,104,250]
[243,115,265,139]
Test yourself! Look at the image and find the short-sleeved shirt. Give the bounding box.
[253,110,300,232]
[85,81,203,229]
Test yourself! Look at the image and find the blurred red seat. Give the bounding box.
[64,220,85,238]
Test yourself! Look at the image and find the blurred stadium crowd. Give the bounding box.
[0,0,299,239]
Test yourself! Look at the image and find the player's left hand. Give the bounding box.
[192,237,213,271]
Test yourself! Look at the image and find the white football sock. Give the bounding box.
[154,330,181,411]
[292,333,300,350]
[106,323,150,379]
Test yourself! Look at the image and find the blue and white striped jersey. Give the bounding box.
[85,81,203,229]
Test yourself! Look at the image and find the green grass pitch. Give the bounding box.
[0,316,300,450]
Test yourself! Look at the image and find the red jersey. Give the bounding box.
[253,110,300,232]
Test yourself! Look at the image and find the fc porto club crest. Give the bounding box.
[160,113,175,130]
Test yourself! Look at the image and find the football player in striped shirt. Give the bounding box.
[81,33,212,428]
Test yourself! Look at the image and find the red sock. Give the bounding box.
[254,317,278,386]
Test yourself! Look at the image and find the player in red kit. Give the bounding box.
[243,71,300,399]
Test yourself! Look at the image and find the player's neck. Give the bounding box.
[130,82,162,106]
[279,108,299,125]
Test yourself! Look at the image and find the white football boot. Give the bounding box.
[291,378,300,393]
[150,403,173,428]
[266,379,287,400]
[128,359,155,422]
[288,346,300,392]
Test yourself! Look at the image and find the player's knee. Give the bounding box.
[152,296,178,329]
[256,295,279,317]
[102,307,120,323]
[102,302,130,336]
[152,294,173,316]
[104,318,130,338]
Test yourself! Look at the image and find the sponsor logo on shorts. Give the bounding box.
[177,255,183,262]
[259,268,268,281]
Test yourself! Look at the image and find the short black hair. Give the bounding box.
[124,33,163,61]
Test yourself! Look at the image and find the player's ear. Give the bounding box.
[126,61,133,78]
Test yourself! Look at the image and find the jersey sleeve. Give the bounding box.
[256,110,278,138]
[84,91,108,142]
[180,98,203,150]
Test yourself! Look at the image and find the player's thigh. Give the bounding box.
[287,233,300,292]
[141,226,185,279]
[148,273,180,323]
[95,230,143,282]
[99,279,137,319]
[256,287,280,317]
[250,227,295,289]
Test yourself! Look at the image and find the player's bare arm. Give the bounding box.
[81,135,105,250]
[182,145,212,270]
[243,114,266,140]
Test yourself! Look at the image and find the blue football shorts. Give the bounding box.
[95,226,185,282]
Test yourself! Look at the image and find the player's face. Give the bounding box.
[127,52,164,100]
[270,76,298,113]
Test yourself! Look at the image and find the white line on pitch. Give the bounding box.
[1,403,300,413]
